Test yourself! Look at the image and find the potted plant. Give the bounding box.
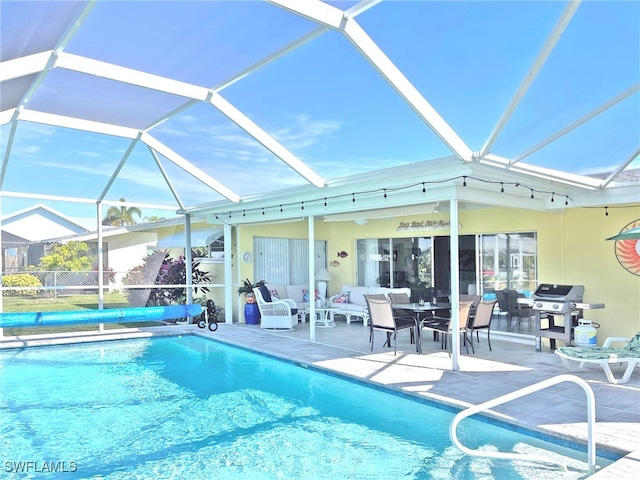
[237,279,265,304]
[237,279,265,324]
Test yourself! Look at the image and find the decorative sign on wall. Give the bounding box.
[396,220,461,232]
[611,219,640,276]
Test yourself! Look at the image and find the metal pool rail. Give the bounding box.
[450,374,596,474]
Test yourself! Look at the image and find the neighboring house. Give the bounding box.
[1,231,30,272]
[1,204,90,242]
[1,204,91,272]
[46,218,225,291]
[1,204,225,291]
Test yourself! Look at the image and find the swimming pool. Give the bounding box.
[0,335,616,479]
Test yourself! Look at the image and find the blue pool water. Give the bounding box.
[0,335,617,479]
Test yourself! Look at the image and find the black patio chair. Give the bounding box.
[365,295,418,355]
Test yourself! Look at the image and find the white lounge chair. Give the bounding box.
[555,332,640,384]
[253,286,298,331]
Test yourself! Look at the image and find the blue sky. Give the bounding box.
[1,0,638,227]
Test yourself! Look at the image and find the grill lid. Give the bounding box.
[534,284,584,302]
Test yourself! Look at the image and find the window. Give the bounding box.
[356,233,538,298]
[253,237,327,285]
[356,237,432,288]
[479,233,537,294]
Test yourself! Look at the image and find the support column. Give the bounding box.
[450,198,460,371]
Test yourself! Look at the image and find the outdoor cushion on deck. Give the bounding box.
[555,332,640,384]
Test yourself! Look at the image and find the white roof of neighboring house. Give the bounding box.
[43,216,223,249]
[0,204,90,242]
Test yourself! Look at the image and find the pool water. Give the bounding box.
[0,335,616,479]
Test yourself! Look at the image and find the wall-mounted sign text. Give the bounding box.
[397,220,460,232]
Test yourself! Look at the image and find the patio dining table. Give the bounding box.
[392,303,451,354]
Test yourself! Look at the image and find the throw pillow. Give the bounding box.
[258,285,272,302]
[302,289,319,302]
[334,292,350,304]
[270,289,280,300]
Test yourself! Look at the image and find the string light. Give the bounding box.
[210,175,584,220]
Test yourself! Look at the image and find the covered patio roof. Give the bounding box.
[0,0,638,223]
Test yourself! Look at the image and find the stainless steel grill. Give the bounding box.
[532,284,584,313]
[532,284,604,351]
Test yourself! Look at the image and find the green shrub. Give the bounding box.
[2,273,42,297]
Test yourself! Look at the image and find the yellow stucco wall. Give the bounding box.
[235,205,640,339]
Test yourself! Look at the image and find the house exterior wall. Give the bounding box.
[103,232,157,289]
[235,206,640,340]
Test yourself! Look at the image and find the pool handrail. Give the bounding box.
[449,374,596,474]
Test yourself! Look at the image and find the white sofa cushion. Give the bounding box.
[264,283,311,310]
[265,284,287,300]
[285,284,307,304]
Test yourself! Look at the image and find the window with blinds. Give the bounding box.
[253,237,327,285]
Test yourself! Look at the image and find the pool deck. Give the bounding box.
[1,321,638,478]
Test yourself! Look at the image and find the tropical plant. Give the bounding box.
[102,197,142,226]
[123,249,211,307]
[237,278,266,296]
[143,215,167,222]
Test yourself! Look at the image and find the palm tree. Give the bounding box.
[102,198,142,226]
[143,215,167,222]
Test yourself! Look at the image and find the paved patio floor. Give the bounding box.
[2,320,638,479]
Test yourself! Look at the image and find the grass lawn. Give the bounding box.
[2,291,131,312]
[1,292,171,336]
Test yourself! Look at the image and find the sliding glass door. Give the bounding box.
[479,233,537,295]
[356,237,432,297]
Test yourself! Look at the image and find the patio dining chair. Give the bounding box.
[467,299,498,351]
[365,295,418,355]
[427,301,475,355]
